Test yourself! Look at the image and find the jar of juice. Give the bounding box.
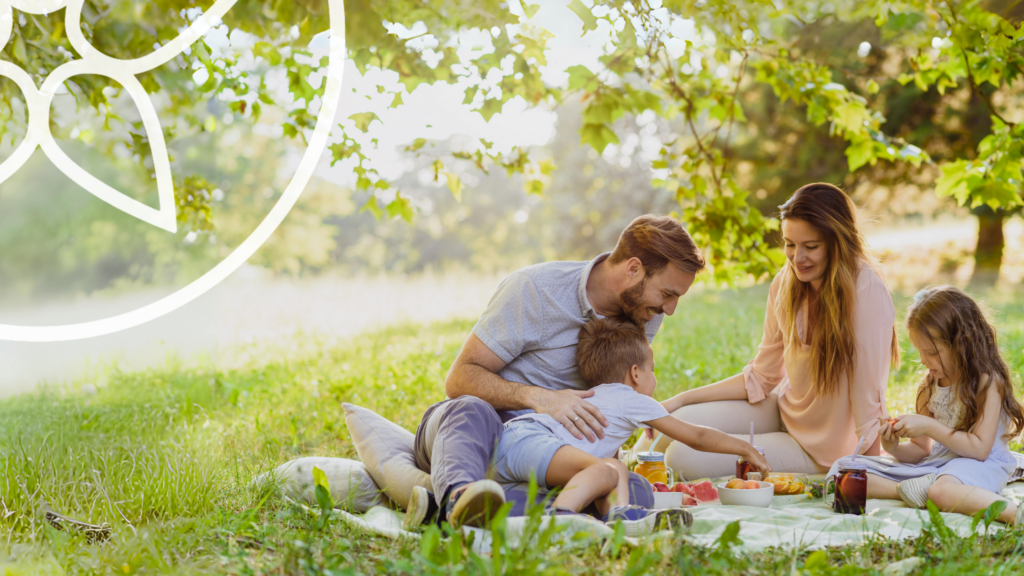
[735,446,765,480]
[634,452,673,485]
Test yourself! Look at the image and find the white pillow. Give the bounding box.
[254,457,392,513]
[343,403,431,509]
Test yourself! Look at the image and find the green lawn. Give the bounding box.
[2,286,1024,575]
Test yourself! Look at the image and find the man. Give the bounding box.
[405,215,706,529]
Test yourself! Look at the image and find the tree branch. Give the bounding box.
[666,74,724,192]
[943,2,1015,127]
[718,53,748,180]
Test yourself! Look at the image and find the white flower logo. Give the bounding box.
[0,0,346,341]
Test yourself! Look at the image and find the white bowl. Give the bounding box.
[651,491,684,509]
[716,481,774,507]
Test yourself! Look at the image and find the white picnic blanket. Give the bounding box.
[335,505,638,555]
[336,482,1024,553]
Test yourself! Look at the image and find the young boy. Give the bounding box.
[489,317,772,534]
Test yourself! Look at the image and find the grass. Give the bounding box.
[2,285,1024,575]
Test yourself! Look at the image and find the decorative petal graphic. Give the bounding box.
[6,0,65,15]
[0,0,346,341]
[0,61,41,185]
[40,64,177,232]
[62,0,240,75]
[0,2,11,50]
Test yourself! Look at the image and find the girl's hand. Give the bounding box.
[892,414,933,439]
[878,417,899,445]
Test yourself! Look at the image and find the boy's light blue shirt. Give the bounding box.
[507,383,669,459]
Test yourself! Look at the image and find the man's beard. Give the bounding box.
[618,278,663,323]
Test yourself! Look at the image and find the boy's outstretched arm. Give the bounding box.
[644,416,772,475]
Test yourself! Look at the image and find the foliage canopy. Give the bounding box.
[4,0,1024,284]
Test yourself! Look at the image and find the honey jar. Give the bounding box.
[634,452,674,485]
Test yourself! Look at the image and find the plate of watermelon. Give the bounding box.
[650,480,719,509]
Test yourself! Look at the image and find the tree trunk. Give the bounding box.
[969,208,1004,288]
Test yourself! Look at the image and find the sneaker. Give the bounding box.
[604,505,692,536]
[896,474,937,509]
[402,485,439,531]
[445,479,505,528]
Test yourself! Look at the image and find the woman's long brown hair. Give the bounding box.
[776,183,900,398]
[907,286,1024,439]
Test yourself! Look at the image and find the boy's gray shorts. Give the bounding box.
[491,420,568,489]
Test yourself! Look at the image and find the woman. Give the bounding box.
[635,183,899,479]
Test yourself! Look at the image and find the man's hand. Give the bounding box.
[531,388,608,442]
[892,414,934,439]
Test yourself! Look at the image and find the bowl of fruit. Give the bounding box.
[717,479,774,507]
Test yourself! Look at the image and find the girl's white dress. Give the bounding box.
[827,379,1016,494]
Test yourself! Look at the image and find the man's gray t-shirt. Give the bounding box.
[472,253,664,422]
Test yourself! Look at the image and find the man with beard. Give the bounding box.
[404,215,706,529]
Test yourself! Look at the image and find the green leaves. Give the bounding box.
[312,465,333,530]
[971,499,1008,534]
[348,112,381,133]
[566,65,598,91]
[936,120,1024,210]
[387,193,415,223]
[568,0,598,36]
[445,173,463,202]
[580,123,619,154]
[518,0,540,19]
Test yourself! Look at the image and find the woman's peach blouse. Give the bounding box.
[742,263,895,467]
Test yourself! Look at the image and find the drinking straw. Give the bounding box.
[648,432,664,455]
[750,422,754,445]
[851,435,867,463]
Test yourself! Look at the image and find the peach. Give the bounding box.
[725,479,746,490]
[745,480,761,490]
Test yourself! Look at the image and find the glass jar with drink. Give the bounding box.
[824,458,868,515]
[736,446,765,480]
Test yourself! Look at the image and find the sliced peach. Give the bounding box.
[745,480,761,490]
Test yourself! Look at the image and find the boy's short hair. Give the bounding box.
[576,318,651,387]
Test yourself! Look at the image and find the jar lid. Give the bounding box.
[636,451,665,462]
[839,457,867,470]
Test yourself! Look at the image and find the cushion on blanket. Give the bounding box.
[254,457,392,513]
[343,403,431,509]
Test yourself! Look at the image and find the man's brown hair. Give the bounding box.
[576,318,651,387]
[607,215,706,276]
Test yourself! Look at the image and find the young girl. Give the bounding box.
[840,286,1024,525]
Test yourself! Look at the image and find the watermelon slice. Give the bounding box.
[681,493,698,506]
[677,483,696,498]
[689,480,719,503]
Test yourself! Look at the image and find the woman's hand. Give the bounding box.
[892,414,934,440]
